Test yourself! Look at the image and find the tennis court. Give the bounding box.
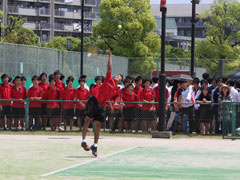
[0,134,240,180]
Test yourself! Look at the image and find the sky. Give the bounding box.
[150,0,214,4]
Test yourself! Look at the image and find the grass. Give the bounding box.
[0,127,223,139]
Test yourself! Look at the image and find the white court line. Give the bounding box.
[42,146,138,177]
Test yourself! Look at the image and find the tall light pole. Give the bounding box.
[0,19,2,41]
[191,0,200,77]
[81,0,84,75]
[158,0,167,131]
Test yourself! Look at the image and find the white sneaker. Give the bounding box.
[58,127,64,131]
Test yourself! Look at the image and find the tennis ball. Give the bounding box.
[118,24,122,29]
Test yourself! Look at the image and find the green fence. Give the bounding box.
[1,42,240,79]
[0,42,129,79]
[222,102,240,139]
[0,99,239,139]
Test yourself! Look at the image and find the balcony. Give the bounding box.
[17,0,50,2]
[23,22,50,30]
[23,23,36,29]
[55,10,95,20]
[55,0,65,3]
[8,6,50,16]
[85,0,96,6]
[54,23,92,32]
[55,10,65,16]
[84,12,95,19]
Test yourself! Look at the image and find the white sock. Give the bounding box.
[93,143,98,147]
[82,139,86,143]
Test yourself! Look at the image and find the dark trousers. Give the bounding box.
[214,107,222,134]
[182,106,195,133]
[195,109,200,133]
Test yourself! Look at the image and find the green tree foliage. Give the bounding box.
[196,0,240,76]
[93,0,161,77]
[46,36,81,51]
[0,11,3,39]
[46,36,94,52]
[3,16,39,45]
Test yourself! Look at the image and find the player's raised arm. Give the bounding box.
[106,50,112,73]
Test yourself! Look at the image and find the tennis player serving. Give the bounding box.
[81,50,123,157]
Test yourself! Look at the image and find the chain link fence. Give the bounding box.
[0,42,129,79]
[0,99,239,139]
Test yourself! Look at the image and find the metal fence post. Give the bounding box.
[2,43,6,73]
[36,47,39,75]
[25,99,29,131]
[15,44,18,75]
[26,46,29,77]
[232,103,236,136]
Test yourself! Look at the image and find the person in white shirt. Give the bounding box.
[192,78,201,133]
[151,77,158,89]
[228,80,239,102]
[180,79,194,133]
[77,75,89,90]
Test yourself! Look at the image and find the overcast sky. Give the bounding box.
[150,0,214,4]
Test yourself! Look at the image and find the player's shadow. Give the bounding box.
[66,156,94,158]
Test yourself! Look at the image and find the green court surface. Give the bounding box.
[51,147,240,180]
[1,135,240,180]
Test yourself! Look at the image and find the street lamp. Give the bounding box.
[0,19,2,41]
[190,0,200,77]
[158,0,167,131]
[80,0,84,75]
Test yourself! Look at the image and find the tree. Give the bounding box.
[0,11,3,40]
[196,0,240,77]
[93,0,161,77]
[46,36,81,51]
[3,16,39,45]
[46,36,95,52]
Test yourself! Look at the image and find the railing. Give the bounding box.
[84,12,96,19]
[8,6,19,13]
[55,0,65,3]
[55,10,65,16]
[85,0,96,6]
[0,98,238,138]
[54,23,65,30]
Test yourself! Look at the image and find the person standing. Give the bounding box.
[11,76,27,130]
[62,76,75,131]
[0,74,12,130]
[75,78,90,131]
[180,80,194,133]
[196,88,212,135]
[28,76,43,130]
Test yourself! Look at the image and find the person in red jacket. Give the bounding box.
[0,74,12,130]
[75,78,90,131]
[11,76,27,130]
[39,72,49,130]
[154,83,170,131]
[108,86,122,133]
[54,70,65,131]
[81,50,123,157]
[62,76,75,131]
[140,79,156,133]
[122,84,138,133]
[134,76,143,132]
[28,75,43,130]
[44,75,61,131]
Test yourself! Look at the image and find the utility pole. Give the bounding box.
[191,0,200,77]
[158,0,167,132]
[80,0,84,75]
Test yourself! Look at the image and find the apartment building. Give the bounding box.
[0,0,96,42]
